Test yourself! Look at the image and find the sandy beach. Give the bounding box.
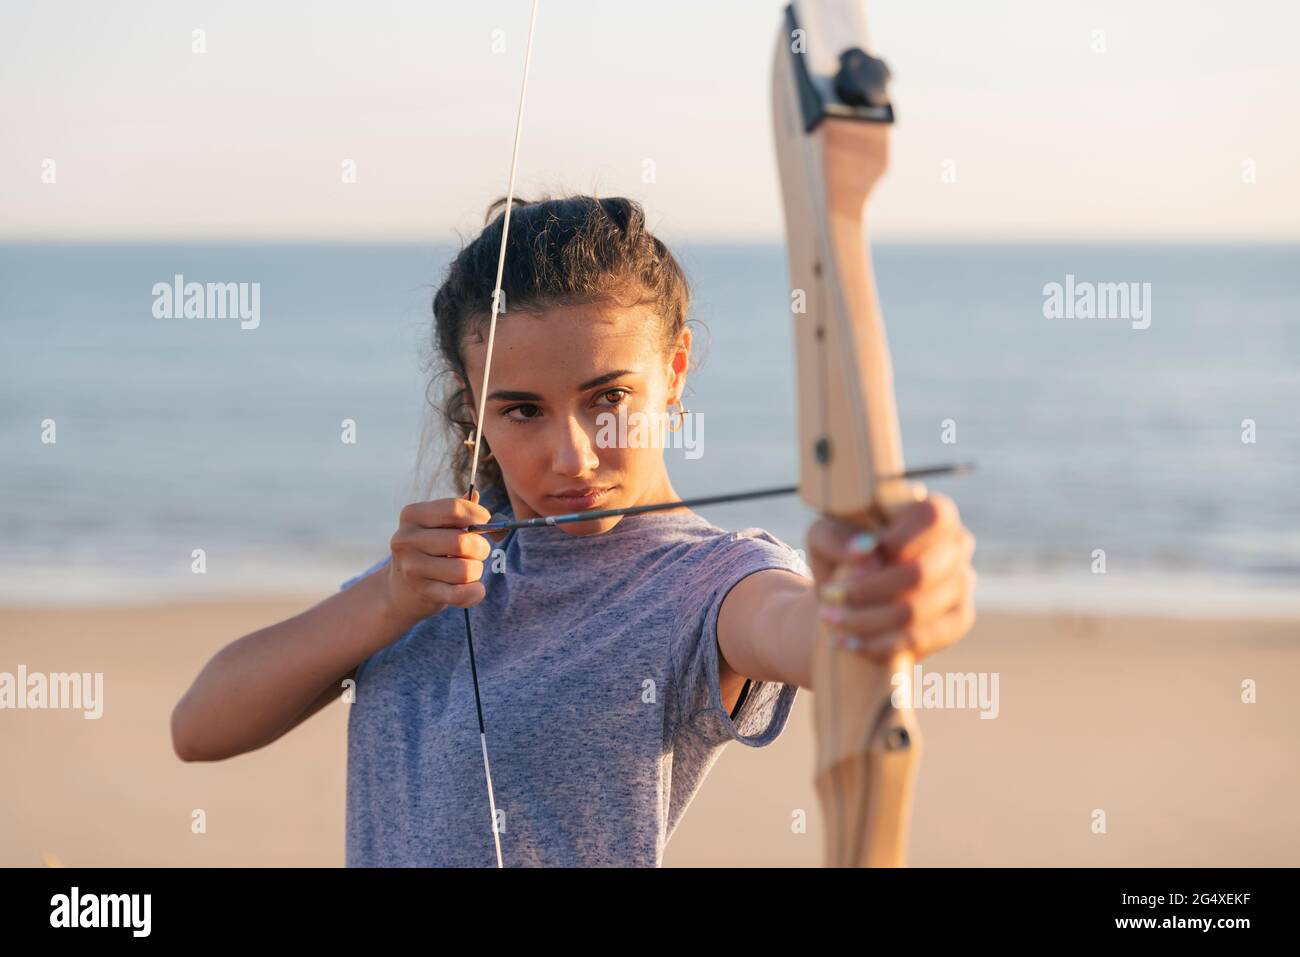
[1,598,1296,867]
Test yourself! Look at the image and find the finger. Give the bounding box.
[404,553,485,586]
[818,596,909,640]
[399,497,493,530]
[832,526,975,606]
[391,524,492,562]
[878,492,960,562]
[899,558,972,630]
[806,517,884,579]
[850,569,977,660]
[418,579,487,610]
[906,585,976,657]
[415,528,493,562]
[825,560,917,606]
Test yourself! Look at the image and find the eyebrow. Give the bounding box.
[485,369,637,402]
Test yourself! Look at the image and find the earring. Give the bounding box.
[666,399,689,434]
[463,435,494,462]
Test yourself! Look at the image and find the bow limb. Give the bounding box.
[771,0,923,867]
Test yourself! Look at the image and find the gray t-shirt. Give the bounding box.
[339,490,809,867]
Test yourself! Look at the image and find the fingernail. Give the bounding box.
[820,604,845,625]
[819,583,846,605]
[848,532,876,556]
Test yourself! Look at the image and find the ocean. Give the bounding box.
[1,242,1296,615]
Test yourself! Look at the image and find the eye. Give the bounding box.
[596,388,630,407]
[502,403,541,423]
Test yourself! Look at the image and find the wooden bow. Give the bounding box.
[771,0,924,867]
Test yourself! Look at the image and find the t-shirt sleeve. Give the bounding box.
[668,527,811,752]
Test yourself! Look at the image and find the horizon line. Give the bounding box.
[2,236,1297,248]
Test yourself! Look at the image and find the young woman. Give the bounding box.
[171,195,976,867]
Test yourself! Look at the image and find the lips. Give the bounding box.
[547,487,612,510]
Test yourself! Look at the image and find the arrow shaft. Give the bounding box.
[468,462,972,533]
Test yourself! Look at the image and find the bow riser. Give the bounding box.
[771,0,923,868]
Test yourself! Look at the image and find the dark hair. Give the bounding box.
[418,195,693,500]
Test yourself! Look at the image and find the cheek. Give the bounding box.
[596,416,668,470]
[482,420,532,465]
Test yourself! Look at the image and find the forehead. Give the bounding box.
[464,301,666,378]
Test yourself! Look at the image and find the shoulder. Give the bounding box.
[670,514,809,581]
[661,515,810,631]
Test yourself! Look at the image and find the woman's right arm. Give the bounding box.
[170,496,492,762]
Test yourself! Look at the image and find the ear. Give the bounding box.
[452,373,478,419]
[668,326,692,398]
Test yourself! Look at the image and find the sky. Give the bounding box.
[1,0,1296,243]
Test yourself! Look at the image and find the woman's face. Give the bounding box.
[459,301,690,533]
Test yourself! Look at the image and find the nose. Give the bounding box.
[550,414,601,478]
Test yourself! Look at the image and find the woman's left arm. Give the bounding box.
[717,493,976,695]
